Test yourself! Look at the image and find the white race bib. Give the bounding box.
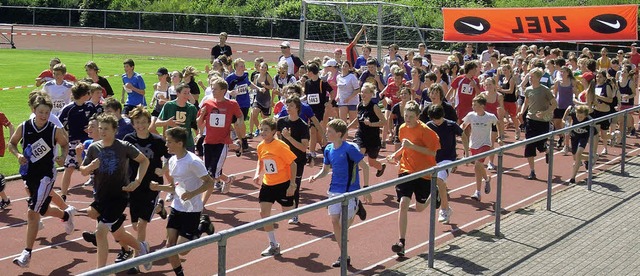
[595,87,603,96]
[540,77,549,84]
[30,138,52,163]
[264,159,278,174]
[236,84,248,95]
[53,100,66,110]
[209,113,226,128]
[461,83,473,95]
[307,94,320,105]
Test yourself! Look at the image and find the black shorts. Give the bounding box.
[240,107,250,121]
[91,196,128,232]
[25,173,56,215]
[167,207,201,241]
[524,119,551,158]
[252,102,271,117]
[258,181,295,207]
[204,144,228,178]
[129,189,160,223]
[151,109,161,117]
[553,108,567,119]
[591,110,611,130]
[491,124,498,133]
[395,172,431,204]
[571,136,589,155]
[354,131,381,159]
[123,105,136,116]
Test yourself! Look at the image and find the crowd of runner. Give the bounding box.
[2,28,639,273]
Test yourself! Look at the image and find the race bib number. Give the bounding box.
[264,159,278,174]
[53,100,66,110]
[236,84,248,95]
[595,87,603,96]
[540,77,549,84]
[461,84,473,95]
[308,94,320,105]
[30,138,52,163]
[209,113,226,128]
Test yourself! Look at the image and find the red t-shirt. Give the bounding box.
[582,71,595,84]
[451,75,480,117]
[199,98,243,145]
[382,78,406,106]
[37,70,77,83]
[273,101,285,116]
[630,52,640,68]
[0,112,11,157]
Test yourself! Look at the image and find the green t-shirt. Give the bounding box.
[159,100,198,147]
[525,85,554,122]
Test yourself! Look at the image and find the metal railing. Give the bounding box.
[79,104,639,276]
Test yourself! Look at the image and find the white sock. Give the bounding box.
[267,231,277,244]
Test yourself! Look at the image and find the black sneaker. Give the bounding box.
[569,178,576,184]
[527,171,537,180]
[391,242,405,257]
[331,256,351,268]
[376,164,386,177]
[355,200,367,221]
[127,267,140,274]
[114,248,133,263]
[156,199,167,220]
[0,198,10,210]
[545,152,549,164]
[198,214,215,235]
[0,173,5,191]
[82,231,97,246]
[557,136,564,149]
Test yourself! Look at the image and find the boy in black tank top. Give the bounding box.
[8,97,76,268]
[349,83,387,178]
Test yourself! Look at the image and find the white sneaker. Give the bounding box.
[139,241,152,271]
[438,208,452,223]
[260,242,281,256]
[64,205,77,235]
[471,190,481,201]
[601,147,608,155]
[222,176,235,193]
[13,249,31,268]
[487,162,496,170]
[288,216,299,224]
[165,193,174,202]
[38,220,45,230]
[561,146,570,155]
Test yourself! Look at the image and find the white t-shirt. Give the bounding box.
[337,73,360,106]
[279,56,295,75]
[462,111,498,149]
[169,151,209,212]
[43,80,73,115]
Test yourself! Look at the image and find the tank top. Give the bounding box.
[501,75,517,103]
[556,80,574,109]
[153,84,170,114]
[618,78,634,105]
[356,101,380,138]
[22,119,57,178]
[483,93,500,115]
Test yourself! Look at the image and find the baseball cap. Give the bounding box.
[334,48,343,54]
[280,41,291,48]
[156,67,169,75]
[323,59,338,67]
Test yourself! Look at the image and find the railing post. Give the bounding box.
[546,137,554,210]
[428,171,438,269]
[587,122,595,190]
[138,12,141,30]
[68,9,71,26]
[239,18,242,36]
[218,237,227,276]
[172,14,175,32]
[103,10,107,29]
[206,16,209,34]
[340,197,349,275]
[495,149,504,236]
[621,112,628,175]
[32,9,35,25]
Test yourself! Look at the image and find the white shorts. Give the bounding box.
[64,140,81,168]
[436,160,453,182]
[327,192,357,220]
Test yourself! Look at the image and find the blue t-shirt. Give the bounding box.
[354,55,368,69]
[122,72,147,106]
[225,72,251,108]
[277,102,315,123]
[58,101,95,142]
[323,141,364,193]
[426,119,463,162]
[116,117,135,140]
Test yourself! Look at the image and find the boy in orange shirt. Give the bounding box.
[386,101,440,257]
[253,117,297,257]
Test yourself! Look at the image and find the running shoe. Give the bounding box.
[82,231,97,246]
[13,249,31,268]
[288,215,300,225]
[376,163,386,177]
[64,205,77,235]
[115,248,134,263]
[527,171,537,180]
[156,199,167,219]
[391,241,405,257]
[0,198,10,209]
[198,214,215,235]
[331,256,351,267]
[487,162,496,171]
[260,242,281,257]
[356,200,367,221]
[471,190,481,201]
[139,241,152,271]
[438,207,452,224]
[484,178,491,194]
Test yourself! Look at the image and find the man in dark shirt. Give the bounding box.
[211,32,232,63]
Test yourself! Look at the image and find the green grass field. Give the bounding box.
[0,49,273,176]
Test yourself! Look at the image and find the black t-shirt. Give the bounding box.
[420,102,458,123]
[427,119,464,162]
[277,116,310,163]
[357,100,381,139]
[97,76,114,97]
[188,79,200,96]
[123,133,170,191]
[570,112,596,139]
[211,44,232,58]
[304,78,332,116]
[83,140,141,201]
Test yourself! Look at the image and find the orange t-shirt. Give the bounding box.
[398,121,440,179]
[257,138,297,186]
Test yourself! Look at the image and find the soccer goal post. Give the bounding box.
[300,0,426,62]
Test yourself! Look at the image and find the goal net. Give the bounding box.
[299,0,426,62]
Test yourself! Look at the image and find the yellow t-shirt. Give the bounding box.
[257,138,297,185]
[398,121,441,179]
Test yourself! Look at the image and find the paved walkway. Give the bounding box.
[381,156,640,276]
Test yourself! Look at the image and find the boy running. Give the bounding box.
[78,113,151,269]
[349,82,387,178]
[149,127,216,276]
[9,95,76,268]
[310,119,370,267]
[564,105,597,183]
[386,101,440,257]
[253,118,298,256]
[461,96,498,201]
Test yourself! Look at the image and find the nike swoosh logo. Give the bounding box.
[596,19,620,29]
[460,21,484,31]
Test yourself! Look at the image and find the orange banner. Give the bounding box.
[443,5,638,42]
